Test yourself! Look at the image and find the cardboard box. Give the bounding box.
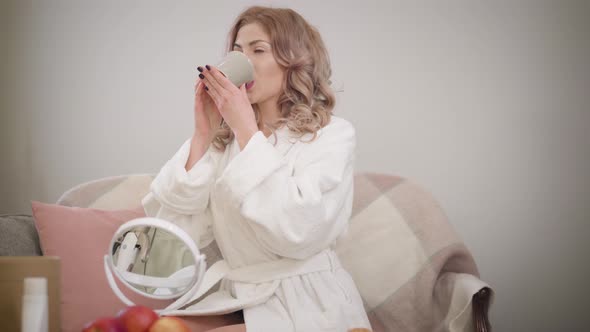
[0,256,61,332]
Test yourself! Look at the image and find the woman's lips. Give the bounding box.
[246,80,255,90]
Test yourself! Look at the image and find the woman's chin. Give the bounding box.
[246,92,256,103]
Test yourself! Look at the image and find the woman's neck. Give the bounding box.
[255,98,282,136]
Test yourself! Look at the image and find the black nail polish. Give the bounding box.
[197,66,203,72]
[205,86,209,91]
[199,74,205,79]
[206,65,211,70]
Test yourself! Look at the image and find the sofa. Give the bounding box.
[0,172,493,332]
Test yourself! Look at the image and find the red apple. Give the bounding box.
[82,317,124,332]
[148,316,191,332]
[116,305,159,332]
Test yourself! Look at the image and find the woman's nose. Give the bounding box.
[243,53,253,61]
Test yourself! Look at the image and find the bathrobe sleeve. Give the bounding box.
[216,118,356,259]
[141,137,218,249]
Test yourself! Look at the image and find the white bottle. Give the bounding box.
[21,277,48,332]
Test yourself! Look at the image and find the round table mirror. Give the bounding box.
[104,217,206,311]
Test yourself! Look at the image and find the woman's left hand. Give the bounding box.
[200,65,259,150]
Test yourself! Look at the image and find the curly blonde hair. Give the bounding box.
[211,6,336,152]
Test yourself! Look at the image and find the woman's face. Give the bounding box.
[232,23,285,106]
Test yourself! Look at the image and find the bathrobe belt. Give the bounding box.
[162,249,342,316]
[226,248,342,283]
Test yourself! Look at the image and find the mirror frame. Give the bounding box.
[104,217,206,311]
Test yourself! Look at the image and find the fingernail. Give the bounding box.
[206,65,211,70]
[205,86,209,91]
[197,66,203,72]
[199,74,205,79]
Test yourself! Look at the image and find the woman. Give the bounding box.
[142,5,371,332]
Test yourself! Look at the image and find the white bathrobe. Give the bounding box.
[141,116,372,332]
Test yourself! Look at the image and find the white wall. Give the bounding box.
[1,1,33,215]
[2,0,589,330]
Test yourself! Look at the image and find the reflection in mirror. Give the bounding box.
[111,226,196,296]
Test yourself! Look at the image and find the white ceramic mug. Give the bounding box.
[216,51,254,87]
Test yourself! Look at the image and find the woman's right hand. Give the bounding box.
[194,76,222,140]
[185,78,222,171]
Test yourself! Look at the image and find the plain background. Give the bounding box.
[1,1,589,331]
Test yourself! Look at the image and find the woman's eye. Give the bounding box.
[254,50,264,53]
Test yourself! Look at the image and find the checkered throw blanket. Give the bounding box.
[57,172,493,332]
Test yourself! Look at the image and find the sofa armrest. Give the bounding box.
[0,214,42,256]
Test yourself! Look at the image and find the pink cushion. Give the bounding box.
[31,201,175,332]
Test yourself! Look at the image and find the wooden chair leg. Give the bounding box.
[472,287,492,332]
